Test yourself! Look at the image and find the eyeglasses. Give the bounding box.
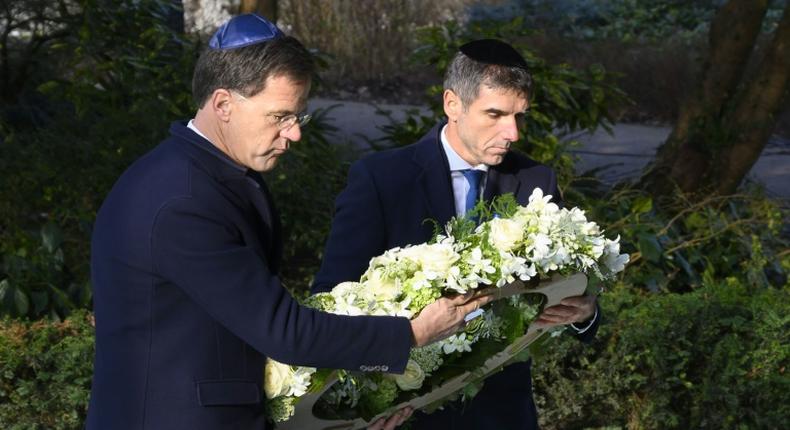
[270,112,311,131]
[231,91,311,131]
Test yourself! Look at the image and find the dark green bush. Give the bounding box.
[532,278,790,429]
[563,184,788,294]
[0,0,198,319]
[0,311,94,429]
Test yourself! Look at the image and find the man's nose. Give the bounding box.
[280,123,302,142]
[501,116,519,142]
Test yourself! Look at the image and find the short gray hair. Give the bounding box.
[443,51,532,107]
[192,36,314,108]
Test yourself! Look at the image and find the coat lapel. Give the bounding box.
[169,123,283,273]
[484,153,522,202]
[412,125,456,227]
[244,172,283,274]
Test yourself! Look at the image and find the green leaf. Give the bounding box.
[0,280,10,312]
[637,233,663,263]
[631,196,653,214]
[14,287,30,316]
[31,291,50,315]
[41,223,64,253]
[684,212,708,231]
[461,380,483,401]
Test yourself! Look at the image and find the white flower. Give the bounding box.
[393,360,425,391]
[366,268,402,301]
[581,221,600,236]
[401,243,460,277]
[289,366,317,397]
[443,265,468,294]
[526,188,559,214]
[603,236,630,273]
[439,333,473,354]
[527,233,552,260]
[369,247,401,268]
[488,217,525,252]
[331,282,365,315]
[264,359,295,399]
[466,247,496,278]
[408,271,433,290]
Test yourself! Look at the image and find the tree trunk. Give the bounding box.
[714,5,790,194]
[240,0,278,23]
[640,0,784,197]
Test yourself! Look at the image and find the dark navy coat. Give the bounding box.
[87,122,413,429]
[313,123,599,429]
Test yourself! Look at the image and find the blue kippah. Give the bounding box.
[209,14,284,50]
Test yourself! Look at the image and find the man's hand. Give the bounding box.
[410,292,493,347]
[534,295,596,328]
[367,406,413,430]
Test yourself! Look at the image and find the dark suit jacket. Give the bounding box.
[87,122,413,430]
[313,123,599,429]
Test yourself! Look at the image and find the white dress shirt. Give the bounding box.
[440,125,488,217]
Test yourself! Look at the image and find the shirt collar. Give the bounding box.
[440,124,488,173]
[184,119,247,173]
[187,119,212,142]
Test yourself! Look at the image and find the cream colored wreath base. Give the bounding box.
[279,273,588,430]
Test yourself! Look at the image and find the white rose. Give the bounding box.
[402,243,459,276]
[264,359,295,399]
[393,359,425,391]
[488,218,525,251]
[366,268,402,301]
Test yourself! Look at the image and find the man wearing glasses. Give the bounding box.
[86,14,488,430]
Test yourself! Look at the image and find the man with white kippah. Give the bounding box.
[313,39,600,429]
[86,14,491,430]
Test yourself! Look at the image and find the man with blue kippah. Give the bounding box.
[86,14,490,430]
[312,39,600,429]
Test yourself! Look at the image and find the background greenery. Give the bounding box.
[0,0,788,428]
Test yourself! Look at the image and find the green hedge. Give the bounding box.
[533,279,790,429]
[0,311,94,429]
[2,283,787,429]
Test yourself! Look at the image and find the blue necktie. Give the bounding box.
[461,169,484,216]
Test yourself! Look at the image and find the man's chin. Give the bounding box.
[485,155,506,166]
[252,157,279,173]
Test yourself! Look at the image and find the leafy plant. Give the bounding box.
[563,183,788,294]
[0,0,198,319]
[532,278,790,429]
[0,311,95,429]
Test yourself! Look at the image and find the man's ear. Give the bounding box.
[443,89,462,122]
[210,89,234,122]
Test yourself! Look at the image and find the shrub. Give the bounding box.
[563,185,789,294]
[0,311,94,429]
[532,279,790,429]
[0,0,198,319]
